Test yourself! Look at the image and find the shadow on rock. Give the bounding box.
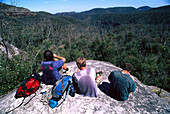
[99,82,123,101]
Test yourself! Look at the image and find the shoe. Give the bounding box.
[65,68,74,76]
[96,71,103,76]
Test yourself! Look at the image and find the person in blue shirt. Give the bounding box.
[108,63,136,101]
[41,50,69,85]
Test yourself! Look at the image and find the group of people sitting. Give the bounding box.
[41,50,136,101]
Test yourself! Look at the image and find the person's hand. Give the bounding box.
[96,76,103,82]
[54,58,58,61]
[53,54,57,57]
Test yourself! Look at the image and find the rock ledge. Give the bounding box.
[0,60,169,114]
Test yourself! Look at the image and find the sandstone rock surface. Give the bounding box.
[0,60,169,114]
[0,38,24,59]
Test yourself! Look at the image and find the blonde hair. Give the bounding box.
[76,57,86,67]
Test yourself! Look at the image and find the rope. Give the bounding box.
[40,88,52,105]
[6,92,37,113]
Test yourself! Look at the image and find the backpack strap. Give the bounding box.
[54,77,65,95]
[6,98,25,113]
[24,93,36,106]
[61,78,64,93]
[41,88,53,105]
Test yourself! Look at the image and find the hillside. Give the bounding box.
[0,2,30,12]
[137,6,151,11]
[81,7,138,14]
[0,60,169,114]
[0,3,99,49]
[69,5,170,27]
[56,6,152,15]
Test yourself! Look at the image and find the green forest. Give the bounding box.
[0,3,169,96]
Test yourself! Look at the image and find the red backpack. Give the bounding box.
[6,72,41,113]
[15,72,41,99]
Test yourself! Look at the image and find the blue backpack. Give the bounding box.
[49,75,75,108]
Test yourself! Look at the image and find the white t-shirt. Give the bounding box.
[74,68,97,97]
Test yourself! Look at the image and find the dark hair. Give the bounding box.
[124,63,134,71]
[44,50,53,61]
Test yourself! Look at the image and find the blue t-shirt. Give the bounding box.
[108,71,136,100]
[41,60,64,85]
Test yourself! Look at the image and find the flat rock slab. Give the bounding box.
[0,60,169,114]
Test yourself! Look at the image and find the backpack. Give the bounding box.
[49,75,75,108]
[15,71,41,99]
[6,71,41,113]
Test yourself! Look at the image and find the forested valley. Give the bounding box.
[0,3,169,95]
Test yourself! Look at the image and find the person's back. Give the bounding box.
[41,60,64,85]
[108,63,136,101]
[41,50,68,85]
[109,71,135,100]
[74,67,97,97]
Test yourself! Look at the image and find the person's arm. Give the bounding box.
[129,80,136,93]
[77,68,80,72]
[129,75,135,82]
[108,71,113,82]
[53,54,66,62]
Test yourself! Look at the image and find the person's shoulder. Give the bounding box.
[89,67,95,71]
[88,67,96,73]
[42,61,53,64]
[54,60,64,62]
[53,60,64,64]
[110,70,122,76]
[123,74,134,83]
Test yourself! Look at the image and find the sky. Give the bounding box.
[2,0,170,14]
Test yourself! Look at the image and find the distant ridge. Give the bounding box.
[56,5,170,16]
[56,7,139,15]
[149,5,170,12]
[56,11,76,16]
[82,7,138,14]
[137,6,151,11]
